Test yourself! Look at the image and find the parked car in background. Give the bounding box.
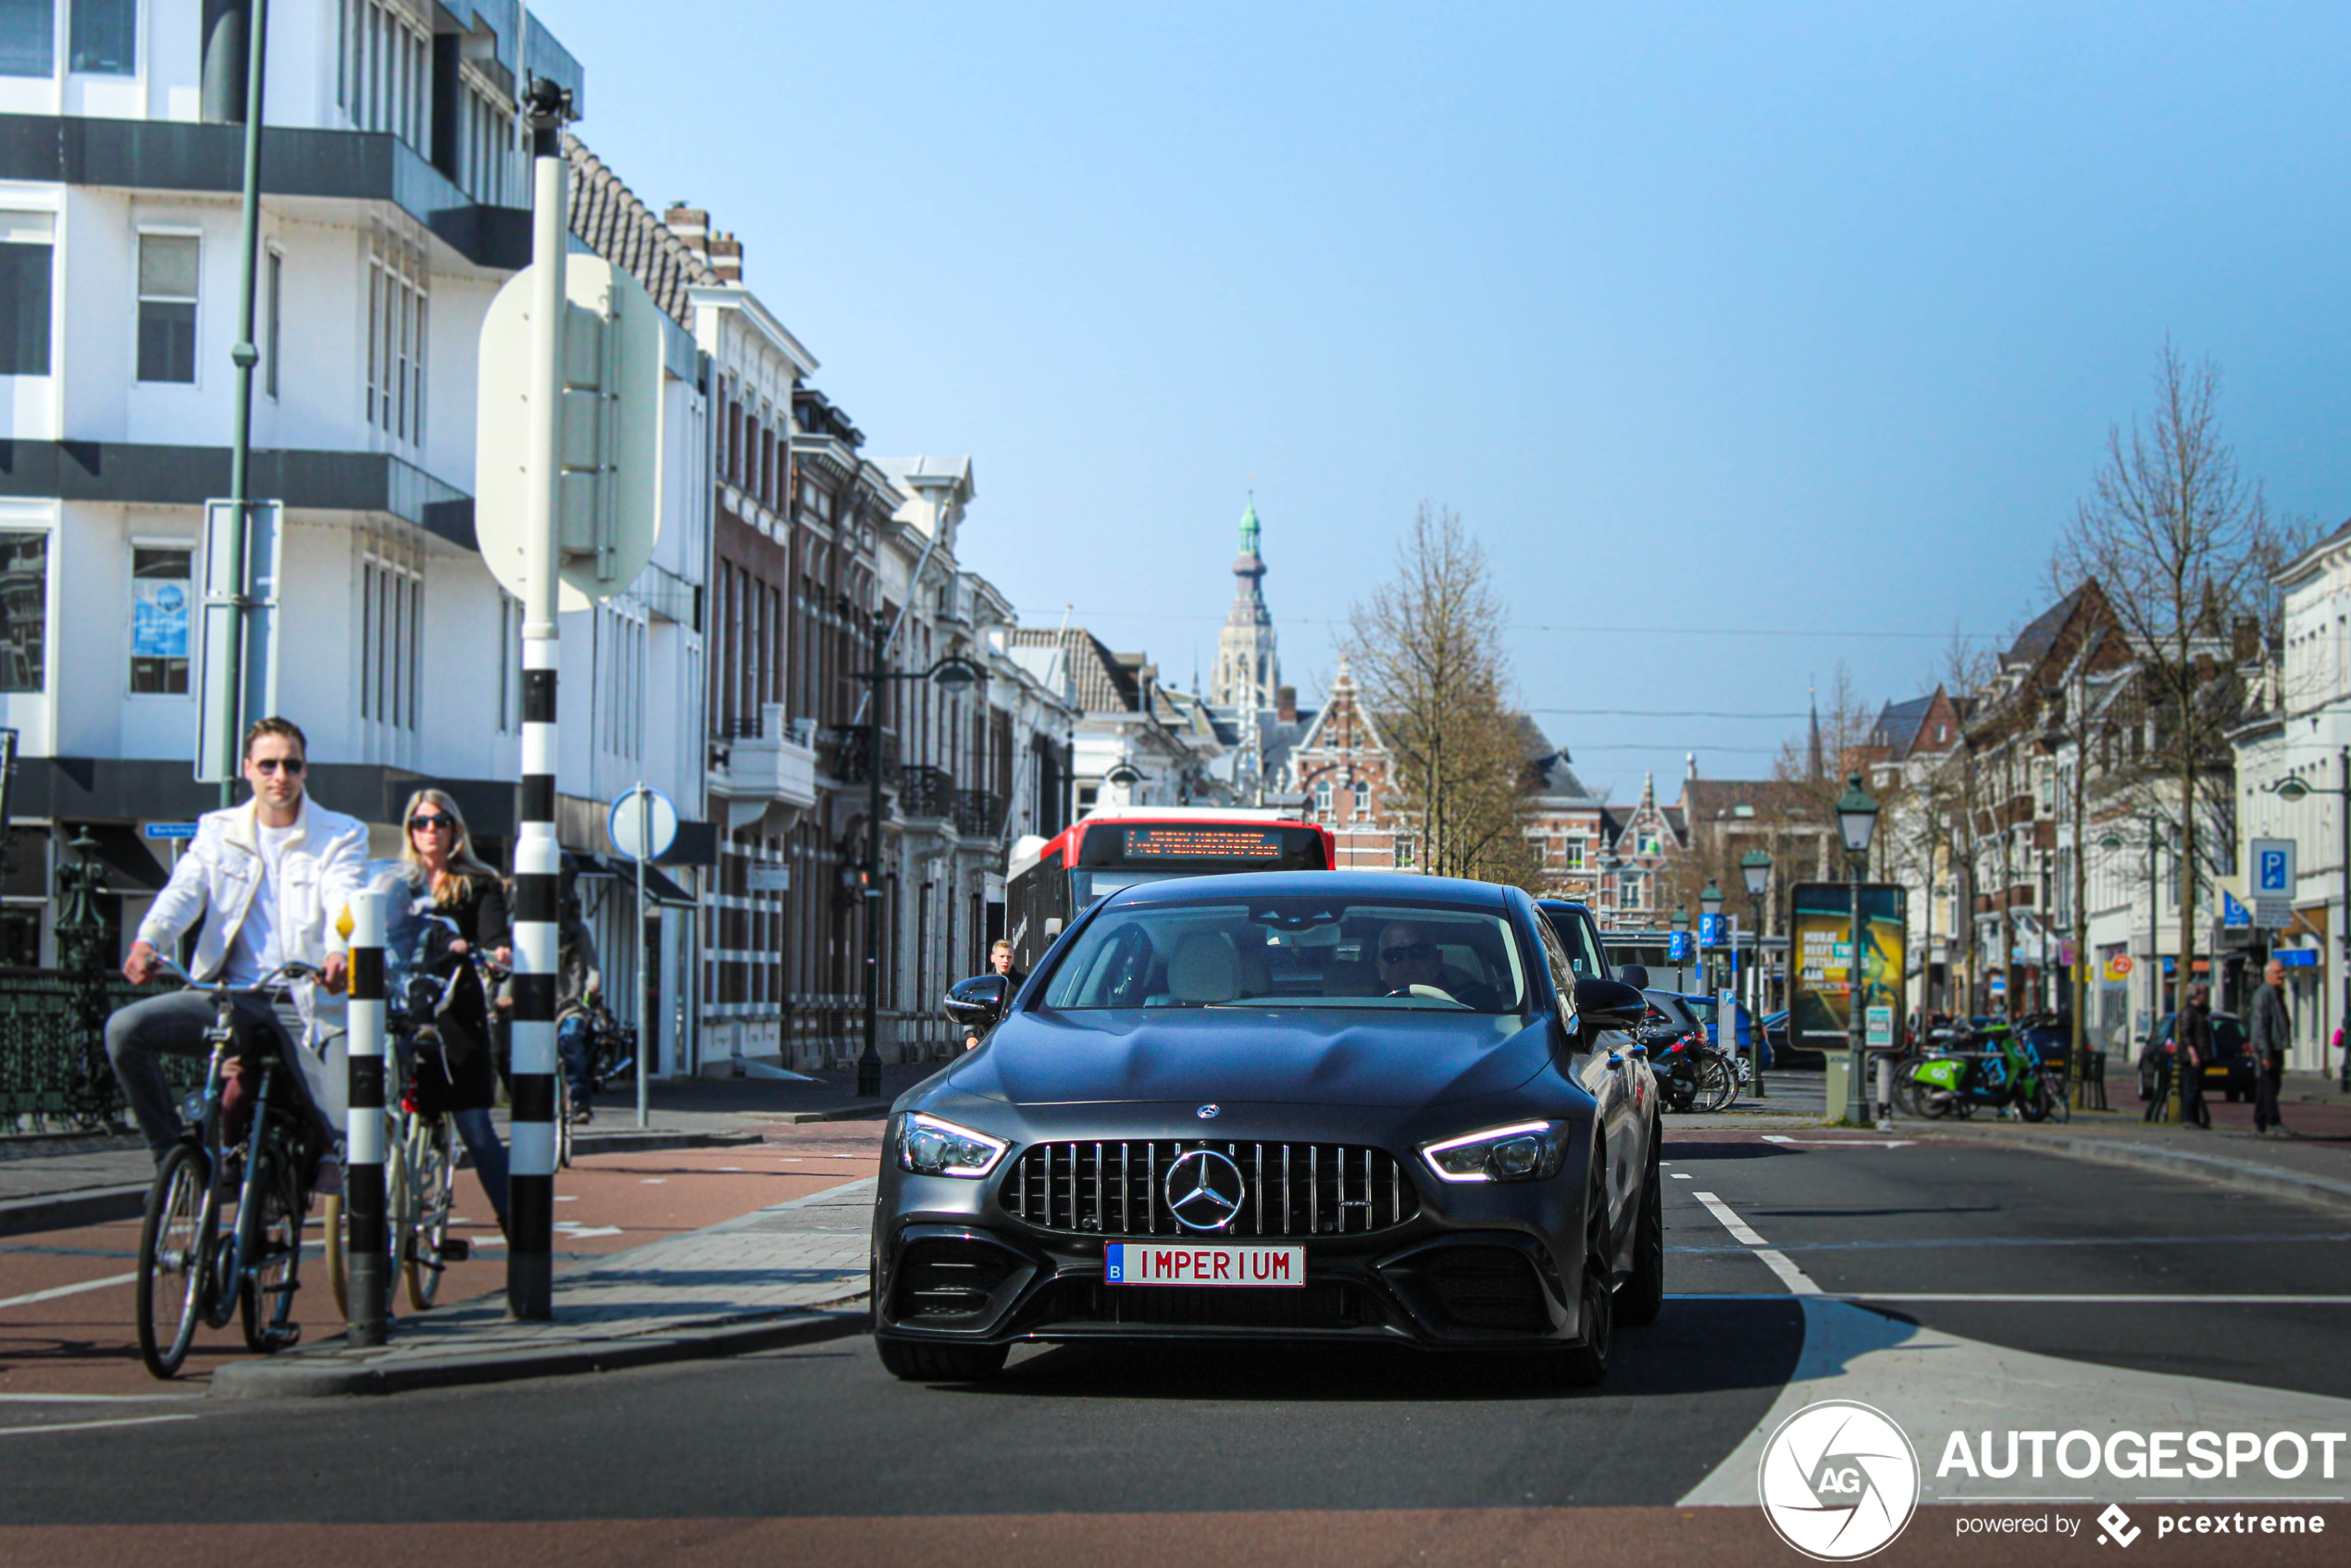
[2136,1012,2254,1102]
[1760,1008,1825,1071]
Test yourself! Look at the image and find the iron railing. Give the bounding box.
[898,766,957,821]
[820,724,902,786]
[953,790,1005,840]
[0,970,192,1134]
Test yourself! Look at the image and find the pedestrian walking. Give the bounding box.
[2177,983,2213,1128]
[106,717,366,1183]
[2248,958,2292,1135]
[2141,1025,2173,1123]
[964,940,1025,1052]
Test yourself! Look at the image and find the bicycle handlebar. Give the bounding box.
[146,955,324,991]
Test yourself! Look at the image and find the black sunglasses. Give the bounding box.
[1380,940,1437,963]
[408,814,457,831]
[252,756,305,775]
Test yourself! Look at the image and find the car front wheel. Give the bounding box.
[1534,1150,1614,1388]
[1616,1126,1664,1328]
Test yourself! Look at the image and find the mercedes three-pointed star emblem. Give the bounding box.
[1164,1149,1246,1232]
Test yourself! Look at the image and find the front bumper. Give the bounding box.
[874,1177,1594,1350]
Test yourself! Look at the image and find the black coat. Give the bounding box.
[411,871,511,1115]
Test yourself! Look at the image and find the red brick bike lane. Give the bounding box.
[0,1124,881,1400]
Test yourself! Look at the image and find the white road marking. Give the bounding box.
[0,1414,198,1437]
[1841,1292,2351,1305]
[1760,1135,1915,1147]
[1671,1172,1692,1179]
[0,1392,201,1403]
[640,1178,666,1185]
[1690,1191,1820,1295]
[0,1274,138,1313]
[554,1223,623,1238]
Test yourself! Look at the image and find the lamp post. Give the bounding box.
[1670,904,1690,994]
[2271,748,2349,1089]
[2102,815,2175,1123]
[1743,849,1772,1099]
[850,608,986,1100]
[1835,775,1881,1126]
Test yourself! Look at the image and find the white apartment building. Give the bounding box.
[0,3,715,1077]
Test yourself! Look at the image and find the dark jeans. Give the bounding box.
[2181,1064,2208,1126]
[2143,1061,2172,1122]
[558,1014,592,1112]
[105,989,330,1163]
[2255,1058,2284,1131]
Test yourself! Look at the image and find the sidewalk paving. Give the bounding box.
[210,1176,877,1400]
[0,1065,933,1237]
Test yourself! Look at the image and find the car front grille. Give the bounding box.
[1002,1140,1421,1238]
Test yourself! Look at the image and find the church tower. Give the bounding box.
[1211,495,1281,711]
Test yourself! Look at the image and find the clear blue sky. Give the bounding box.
[542,1,2351,803]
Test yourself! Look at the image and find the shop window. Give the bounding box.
[130,546,193,694]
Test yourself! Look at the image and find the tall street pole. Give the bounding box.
[506,78,570,1322]
[217,0,270,805]
[2338,747,2349,1089]
[1848,849,1865,1125]
[859,614,889,1100]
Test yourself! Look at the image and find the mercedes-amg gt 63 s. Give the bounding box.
[870,872,1661,1386]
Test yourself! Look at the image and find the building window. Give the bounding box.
[340,0,431,153]
[1350,779,1370,820]
[460,75,517,205]
[130,546,193,694]
[0,529,45,691]
[1621,871,1645,908]
[1561,835,1586,871]
[1313,779,1333,817]
[0,0,52,76]
[360,555,421,729]
[365,225,426,443]
[0,219,52,376]
[263,248,281,399]
[68,0,132,73]
[136,233,199,384]
[1394,835,1415,869]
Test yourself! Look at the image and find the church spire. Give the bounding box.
[1808,681,1824,782]
[1212,492,1280,712]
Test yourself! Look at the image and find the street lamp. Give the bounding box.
[849,597,989,1098]
[1742,848,1772,1100]
[2272,748,2349,1092]
[2102,815,2172,1120]
[1835,775,1880,1126]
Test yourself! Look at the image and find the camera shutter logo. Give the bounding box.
[1756,1400,1919,1562]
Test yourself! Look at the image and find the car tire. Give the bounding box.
[1537,1153,1614,1388]
[876,1337,1010,1383]
[1616,1128,1664,1329]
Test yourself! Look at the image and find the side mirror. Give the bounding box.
[1574,977,1647,1032]
[943,972,1012,1033]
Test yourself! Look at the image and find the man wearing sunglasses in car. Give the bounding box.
[106,717,367,1179]
[1375,921,1503,1011]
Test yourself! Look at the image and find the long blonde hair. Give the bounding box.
[399,789,500,910]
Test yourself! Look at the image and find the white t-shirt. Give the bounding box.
[222,821,297,987]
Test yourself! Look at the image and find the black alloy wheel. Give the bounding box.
[877,1337,1011,1383]
[1533,1143,1614,1388]
[1616,1124,1664,1328]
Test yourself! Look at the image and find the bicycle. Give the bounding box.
[132,957,321,1379]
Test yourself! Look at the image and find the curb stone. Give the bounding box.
[0,1183,153,1237]
[207,1306,868,1400]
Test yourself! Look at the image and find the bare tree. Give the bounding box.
[1345,504,1537,885]
[2056,343,2289,1118]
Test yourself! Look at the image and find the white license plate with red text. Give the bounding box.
[1105,1242,1305,1288]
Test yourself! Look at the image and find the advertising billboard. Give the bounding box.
[1788,882,1908,1047]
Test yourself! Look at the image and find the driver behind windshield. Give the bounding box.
[1376,921,1501,1010]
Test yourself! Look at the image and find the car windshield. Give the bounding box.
[1039,895,1531,1013]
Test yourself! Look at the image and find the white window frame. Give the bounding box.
[126,533,196,699]
[363,221,427,447]
[133,225,202,387]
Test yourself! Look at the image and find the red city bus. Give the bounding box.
[1004,806,1336,972]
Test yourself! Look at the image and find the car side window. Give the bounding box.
[1532,907,1578,1011]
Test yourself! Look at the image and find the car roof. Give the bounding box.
[1109,869,1511,908]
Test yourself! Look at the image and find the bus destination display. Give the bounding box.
[1121,827,1288,861]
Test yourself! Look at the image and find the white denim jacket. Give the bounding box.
[135,795,369,1026]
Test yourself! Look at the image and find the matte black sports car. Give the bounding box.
[870,872,1662,1385]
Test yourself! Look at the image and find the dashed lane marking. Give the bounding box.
[0,1274,137,1313]
[1688,1191,1821,1295]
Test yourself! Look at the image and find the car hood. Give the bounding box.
[944,1007,1555,1110]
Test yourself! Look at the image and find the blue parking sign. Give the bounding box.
[2252,837,2295,897]
[1668,931,1692,962]
[1698,913,1723,948]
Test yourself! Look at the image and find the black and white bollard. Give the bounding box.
[344,889,389,1347]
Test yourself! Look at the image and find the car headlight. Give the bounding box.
[897,1113,1010,1178]
[1419,1119,1574,1184]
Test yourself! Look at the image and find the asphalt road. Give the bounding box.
[6,1130,2349,1566]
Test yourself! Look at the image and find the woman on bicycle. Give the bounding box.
[400,789,512,1231]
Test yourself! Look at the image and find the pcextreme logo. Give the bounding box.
[1758,1400,1922,1562]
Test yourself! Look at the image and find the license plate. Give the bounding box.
[2206,1066,2229,1076]
[1105,1241,1305,1288]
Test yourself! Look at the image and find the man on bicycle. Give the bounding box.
[106,717,367,1179]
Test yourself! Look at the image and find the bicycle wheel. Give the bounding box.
[240,1146,304,1353]
[405,1114,456,1310]
[1698,1052,1739,1111]
[136,1145,212,1380]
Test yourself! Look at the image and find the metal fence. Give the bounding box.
[0,969,193,1135]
